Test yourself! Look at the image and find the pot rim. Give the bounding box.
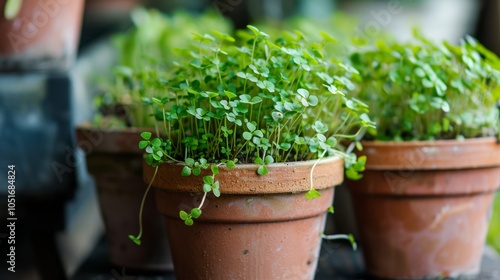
[359,137,500,170]
[76,124,153,154]
[361,136,499,147]
[144,156,345,194]
[76,123,153,134]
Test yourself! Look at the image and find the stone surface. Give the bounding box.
[72,236,500,279]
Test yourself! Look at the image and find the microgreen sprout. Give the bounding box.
[351,31,500,141]
[129,25,374,235]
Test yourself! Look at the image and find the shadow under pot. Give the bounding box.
[346,137,500,279]
[77,126,173,271]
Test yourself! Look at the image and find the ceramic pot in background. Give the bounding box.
[77,126,173,271]
[0,0,85,71]
[347,138,500,279]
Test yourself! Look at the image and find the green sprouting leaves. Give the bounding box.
[305,189,322,200]
[202,175,221,197]
[4,0,22,20]
[180,208,202,226]
[128,235,141,246]
[139,132,171,167]
[346,155,366,180]
[351,33,500,140]
[255,155,273,175]
[181,166,191,176]
[133,24,382,226]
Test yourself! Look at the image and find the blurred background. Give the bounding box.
[1,0,500,279]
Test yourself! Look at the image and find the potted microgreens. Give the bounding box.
[133,25,374,279]
[1,0,85,71]
[347,32,500,279]
[77,8,232,271]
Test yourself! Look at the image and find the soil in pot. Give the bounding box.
[144,156,345,280]
[347,137,500,279]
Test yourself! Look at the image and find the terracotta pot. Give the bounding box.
[76,126,173,271]
[143,156,344,280]
[0,0,84,71]
[347,137,500,279]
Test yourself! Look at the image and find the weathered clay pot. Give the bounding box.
[347,137,500,279]
[77,126,173,271]
[0,0,84,71]
[143,156,344,280]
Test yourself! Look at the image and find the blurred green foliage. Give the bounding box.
[487,191,500,254]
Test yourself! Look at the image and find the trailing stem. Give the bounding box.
[128,166,159,245]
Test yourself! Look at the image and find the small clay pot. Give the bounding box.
[77,126,173,271]
[347,137,500,279]
[144,156,344,280]
[0,0,85,71]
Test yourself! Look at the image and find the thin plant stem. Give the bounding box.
[130,166,158,244]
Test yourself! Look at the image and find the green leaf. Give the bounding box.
[327,206,335,213]
[141,131,152,140]
[224,90,237,100]
[415,68,426,78]
[247,25,262,37]
[179,210,189,220]
[193,167,202,176]
[346,168,363,180]
[320,31,338,44]
[185,158,195,166]
[152,97,163,106]
[211,165,219,175]
[246,122,256,132]
[253,130,264,138]
[243,132,252,141]
[128,235,141,246]
[264,155,274,164]
[254,157,263,164]
[297,88,309,98]
[213,188,221,197]
[145,154,154,165]
[152,154,161,161]
[326,137,337,147]
[211,30,235,42]
[4,0,22,20]
[184,218,194,226]
[199,158,208,168]
[226,160,236,169]
[190,208,202,219]
[257,165,268,175]
[151,138,162,147]
[181,166,192,176]
[355,141,363,151]
[203,176,214,185]
[138,140,148,149]
[203,183,211,193]
[305,189,322,200]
